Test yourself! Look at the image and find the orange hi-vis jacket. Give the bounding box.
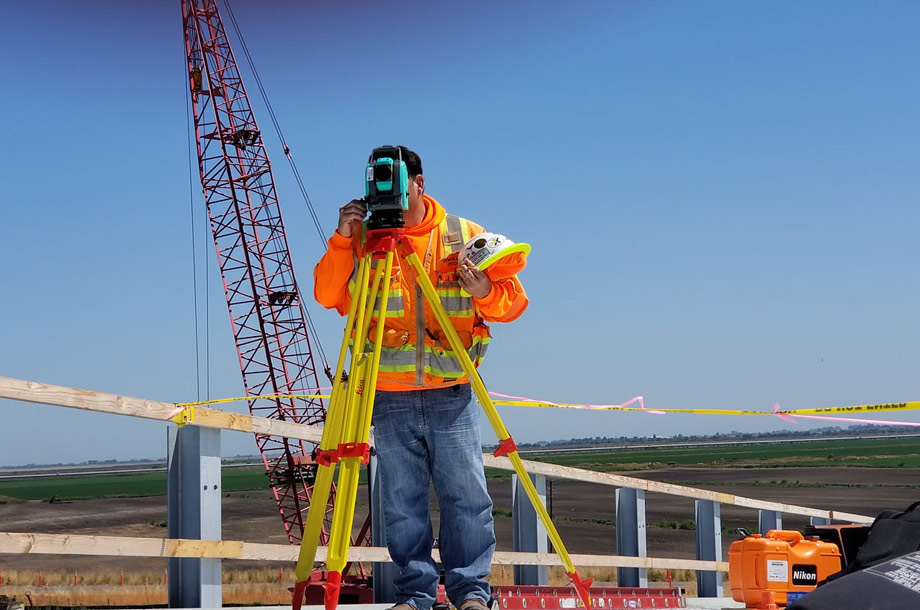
[313,195,528,391]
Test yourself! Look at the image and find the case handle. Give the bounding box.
[766,529,805,544]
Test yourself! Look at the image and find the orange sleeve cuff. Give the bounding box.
[329,231,353,250]
[474,276,529,323]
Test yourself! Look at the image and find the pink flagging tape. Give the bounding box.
[772,402,797,424]
[787,413,920,427]
[488,392,666,414]
[165,406,187,420]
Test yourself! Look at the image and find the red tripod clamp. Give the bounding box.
[315,442,371,467]
[363,229,404,256]
[493,437,518,457]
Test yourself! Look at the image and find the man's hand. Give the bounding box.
[458,257,492,298]
[336,199,367,238]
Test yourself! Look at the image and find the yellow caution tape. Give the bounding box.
[176,393,326,408]
[497,401,757,414]
[791,402,919,416]
[173,395,920,419]
[489,400,920,416]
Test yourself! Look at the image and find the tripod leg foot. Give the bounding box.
[565,571,593,609]
[323,570,342,610]
[289,579,309,610]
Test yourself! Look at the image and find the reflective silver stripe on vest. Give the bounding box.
[373,291,404,316]
[373,341,490,377]
[435,287,473,317]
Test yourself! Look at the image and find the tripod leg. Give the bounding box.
[401,249,594,609]
[292,254,375,606]
[323,250,395,610]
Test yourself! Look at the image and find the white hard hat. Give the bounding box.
[459,232,531,275]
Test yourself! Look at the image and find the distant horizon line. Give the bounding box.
[2,425,916,470]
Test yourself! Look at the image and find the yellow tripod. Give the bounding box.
[291,228,593,610]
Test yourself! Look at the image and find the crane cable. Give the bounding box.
[222,0,327,249]
[222,0,331,376]
[183,16,208,402]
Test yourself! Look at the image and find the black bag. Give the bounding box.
[787,500,920,610]
[787,550,920,610]
[823,499,920,583]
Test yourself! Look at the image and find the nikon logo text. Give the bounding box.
[791,564,818,586]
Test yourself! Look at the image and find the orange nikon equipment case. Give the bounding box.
[729,529,842,607]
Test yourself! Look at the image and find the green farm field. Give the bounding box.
[3,436,919,502]
[484,435,920,478]
[0,468,269,502]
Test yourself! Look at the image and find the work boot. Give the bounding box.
[385,604,414,610]
[458,597,490,610]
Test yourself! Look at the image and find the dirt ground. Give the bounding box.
[1,467,918,579]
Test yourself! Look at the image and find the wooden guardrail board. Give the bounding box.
[0,375,872,523]
[0,532,728,572]
[484,455,871,523]
[0,376,322,444]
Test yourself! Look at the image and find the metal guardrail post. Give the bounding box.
[810,516,832,526]
[369,452,398,603]
[694,499,723,598]
[167,425,222,609]
[615,488,648,587]
[512,473,549,585]
[759,509,783,534]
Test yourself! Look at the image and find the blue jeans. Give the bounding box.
[372,384,495,610]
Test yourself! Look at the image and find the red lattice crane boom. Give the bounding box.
[181,0,335,546]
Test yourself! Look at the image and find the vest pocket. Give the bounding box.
[366,325,410,348]
[428,329,473,351]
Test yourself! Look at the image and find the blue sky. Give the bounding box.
[1,1,918,466]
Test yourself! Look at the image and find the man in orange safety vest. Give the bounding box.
[314,146,528,610]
